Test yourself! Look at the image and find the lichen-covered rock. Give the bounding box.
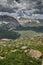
[24,50,28,53]
[11,49,17,52]
[29,49,42,59]
[21,46,27,50]
[0,56,5,60]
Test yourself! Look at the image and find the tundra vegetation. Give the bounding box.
[0,30,43,65]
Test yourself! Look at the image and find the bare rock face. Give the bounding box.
[29,49,42,59]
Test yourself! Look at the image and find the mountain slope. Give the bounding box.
[0,15,21,30]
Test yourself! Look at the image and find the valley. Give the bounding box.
[0,15,43,65]
[0,0,43,65]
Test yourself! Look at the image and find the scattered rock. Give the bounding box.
[36,20,40,23]
[0,56,5,60]
[24,50,28,53]
[29,49,42,59]
[11,49,17,52]
[1,39,9,41]
[21,46,27,50]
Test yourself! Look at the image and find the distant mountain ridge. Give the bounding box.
[0,15,21,30]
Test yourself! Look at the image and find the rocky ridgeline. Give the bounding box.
[17,17,40,25]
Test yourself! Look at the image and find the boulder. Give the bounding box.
[21,46,27,50]
[0,56,5,60]
[29,49,42,59]
[24,50,28,53]
[11,49,17,52]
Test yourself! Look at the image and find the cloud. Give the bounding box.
[0,0,43,9]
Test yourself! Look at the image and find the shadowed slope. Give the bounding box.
[0,15,21,39]
[0,15,21,29]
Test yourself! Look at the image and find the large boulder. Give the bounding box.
[29,49,42,59]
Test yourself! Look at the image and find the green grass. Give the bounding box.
[15,30,38,39]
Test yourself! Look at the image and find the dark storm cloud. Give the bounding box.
[15,0,20,3]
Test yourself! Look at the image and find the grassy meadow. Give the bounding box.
[0,30,43,65]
